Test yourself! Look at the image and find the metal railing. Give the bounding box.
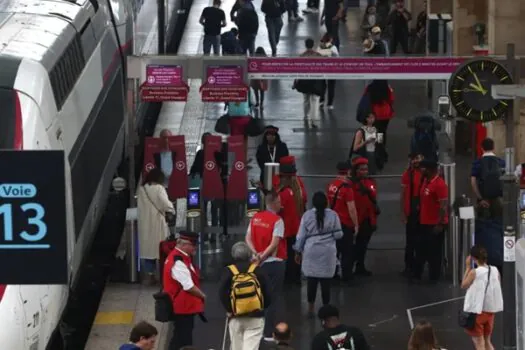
[300,173,403,179]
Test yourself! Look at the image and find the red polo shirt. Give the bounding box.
[326,178,355,228]
[419,175,449,225]
[401,168,423,217]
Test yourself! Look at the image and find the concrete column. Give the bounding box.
[429,0,452,14]
[485,0,525,162]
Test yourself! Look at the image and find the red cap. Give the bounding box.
[352,157,369,167]
[178,231,199,244]
[279,156,296,166]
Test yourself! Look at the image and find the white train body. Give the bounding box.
[0,0,143,348]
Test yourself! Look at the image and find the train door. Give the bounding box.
[19,285,43,348]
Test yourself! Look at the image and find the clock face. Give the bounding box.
[449,58,513,122]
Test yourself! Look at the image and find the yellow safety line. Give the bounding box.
[93,311,135,325]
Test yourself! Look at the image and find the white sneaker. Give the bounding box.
[263,337,275,342]
[295,15,304,21]
[302,7,314,13]
[310,8,319,13]
[327,105,334,110]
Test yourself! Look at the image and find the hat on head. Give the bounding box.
[279,155,296,166]
[419,159,439,169]
[265,125,279,134]
[336,161,351,174]
[363,38,375,53]
[279,163,297,176]
[318,304,339,320]
[178,231,199,244]
[371,26,381,35]
[352,157,369,167]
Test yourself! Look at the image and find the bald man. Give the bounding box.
[272,322,293,349]
[153,129,176,190]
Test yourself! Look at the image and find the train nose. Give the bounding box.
[0,286,27,349]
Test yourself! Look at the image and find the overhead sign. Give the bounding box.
[0,150,68,284]
[247,57,465,80]
[140,64,189,102]
[492,84,525,100]
[200,65,249,102]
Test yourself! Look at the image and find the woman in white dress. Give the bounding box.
[137,168,175,284]
[461,245,504,350]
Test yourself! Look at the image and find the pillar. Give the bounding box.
[429,0,452,14]
[485,0,525,163]
[452,0,487,56]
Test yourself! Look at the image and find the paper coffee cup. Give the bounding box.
[377,133,384,143]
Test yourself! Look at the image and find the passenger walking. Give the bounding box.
[351,157,379,276]
[320,0,344,49]
[119,321,158,350]
[137,168,175,285]
[360,4,377,40]
[387,0,411,54]
[162,232,206,349]
[286,0,304,22]
[199,0,226,55]
[326,161,359,283]
[245,191,286,342]
[277,162,304,285]
[351,112,378,175]
[261,0,285,56]
[218,242,271,350]
[221,27,243,55]
[295,38,323,128]
[408,320,447,350]
[251,48,269,108]
[370,26,389,56]
[368,80,394,158]
[461,245,503,350]
[272,322,294,349]
[272,156,308,208]
[227,91,252,161]
[317,33,339,110]
[412,159,448,283]
[294,192,343,314]
[400,152,424,276]
[233,0,259,55]
[256,125,289,183]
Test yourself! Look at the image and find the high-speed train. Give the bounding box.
[0,0,180,348]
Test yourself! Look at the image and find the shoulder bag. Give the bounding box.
[143,185,176,227]
[458,265,492,329]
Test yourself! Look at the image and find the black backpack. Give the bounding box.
[479,156,503,199]
[238,8,259,35]
[410,116,438,161]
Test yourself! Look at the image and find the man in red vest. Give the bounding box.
[162,231,205,349]
[245,190,286,343]
[272,155,308,205]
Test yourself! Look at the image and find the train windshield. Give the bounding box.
[0,88,22,149]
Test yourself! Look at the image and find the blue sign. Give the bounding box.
[0,150,68,284]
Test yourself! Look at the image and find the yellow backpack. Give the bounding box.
[227,263,264,316]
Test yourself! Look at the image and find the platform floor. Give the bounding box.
[85,0,492,348]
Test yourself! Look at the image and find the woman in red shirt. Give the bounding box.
[351,157,379,276]
[278,163,304,284]
[365,80,394,149]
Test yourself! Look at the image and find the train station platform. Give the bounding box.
[85,0,493,348]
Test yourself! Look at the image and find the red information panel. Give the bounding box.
[200,65,248,102]
[202,135,224,199]
[140,64,189,102]
[227,135,247,200]
[247,57,465,80]
[142,135,188,200]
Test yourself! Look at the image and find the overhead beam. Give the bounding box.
[492,84,525,100]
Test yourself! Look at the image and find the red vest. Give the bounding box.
[352,178,378,226]
[272,175,308,206]
[250,210,287,260]
[163,248,204,315]
[278,187,301,238]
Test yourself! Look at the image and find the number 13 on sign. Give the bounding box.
[0,203,48,244]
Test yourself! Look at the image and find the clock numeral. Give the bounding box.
[500,101,508,107]
[492,108,497,116]
[456,76,465,81]
[467,108,472,116]
[456,100,465,106]
[501,76,509,82]
[493,66,498,73]
[480,111,484,120]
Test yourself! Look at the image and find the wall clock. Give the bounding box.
[449,58,513,122]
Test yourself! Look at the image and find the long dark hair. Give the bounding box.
[143,168,165,186]
[368,79,389,104]
[408,320,439,350]
[312,191,328,229]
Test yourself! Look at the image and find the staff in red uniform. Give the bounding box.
[278,162,304,284]
[245,191,286,341]
[162,231,205,349]
[326,161,359,282]
[400,152,424,276]
[413,159,449,283]
[351,157,379,276]
[272,156,308,206]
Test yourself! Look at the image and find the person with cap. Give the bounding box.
[245,190,286,342]
[272,156,307,207]
[326,161,359,282]
[277,161,305,285]
[413,159,448,283]
[400,152,424,276]
[311,305,370,350]
[256,125,289,184]
[162,231,206,349]
[370,26,389,56]
[351,157,379,277]
[386,0,411,54]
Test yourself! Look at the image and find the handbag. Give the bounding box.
[143,185,176,227]
[153,290,175,322]
[215,114,230,134]
[245,117,265,137]
[458,265,492,329]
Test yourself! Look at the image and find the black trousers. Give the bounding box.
[306,277,331,305]
[336,224,355,280]
[413,224,444,281]
[324,18,340,50]
[390,32,410,54]
[285,236,301,283]
[404,214,418,271]
[320,80,336,106]
[169,314,195,349]
[354,219,373,269]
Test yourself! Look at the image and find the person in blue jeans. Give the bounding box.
[200,0,227,55]
[261,0,286,56]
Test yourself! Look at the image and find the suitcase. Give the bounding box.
[159,235,177,281]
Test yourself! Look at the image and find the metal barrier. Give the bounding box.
[300,173,403,179]
[450,196,475,286]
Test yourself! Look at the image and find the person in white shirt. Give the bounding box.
[461,244,503,350]
[317,33,339,110]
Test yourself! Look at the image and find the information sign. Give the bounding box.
[0,150,68,284]
[200,65,248,102]
[504,236,516,262]
[141,64,189,102]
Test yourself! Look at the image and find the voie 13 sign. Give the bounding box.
[0,150,68,284]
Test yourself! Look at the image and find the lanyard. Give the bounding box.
[268,146,276,162]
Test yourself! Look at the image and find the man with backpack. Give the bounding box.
[326,161,359,283]
[311,305,370,350]
[470,138,505,219]
[233,0,259,54]
[218,242,271,350]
